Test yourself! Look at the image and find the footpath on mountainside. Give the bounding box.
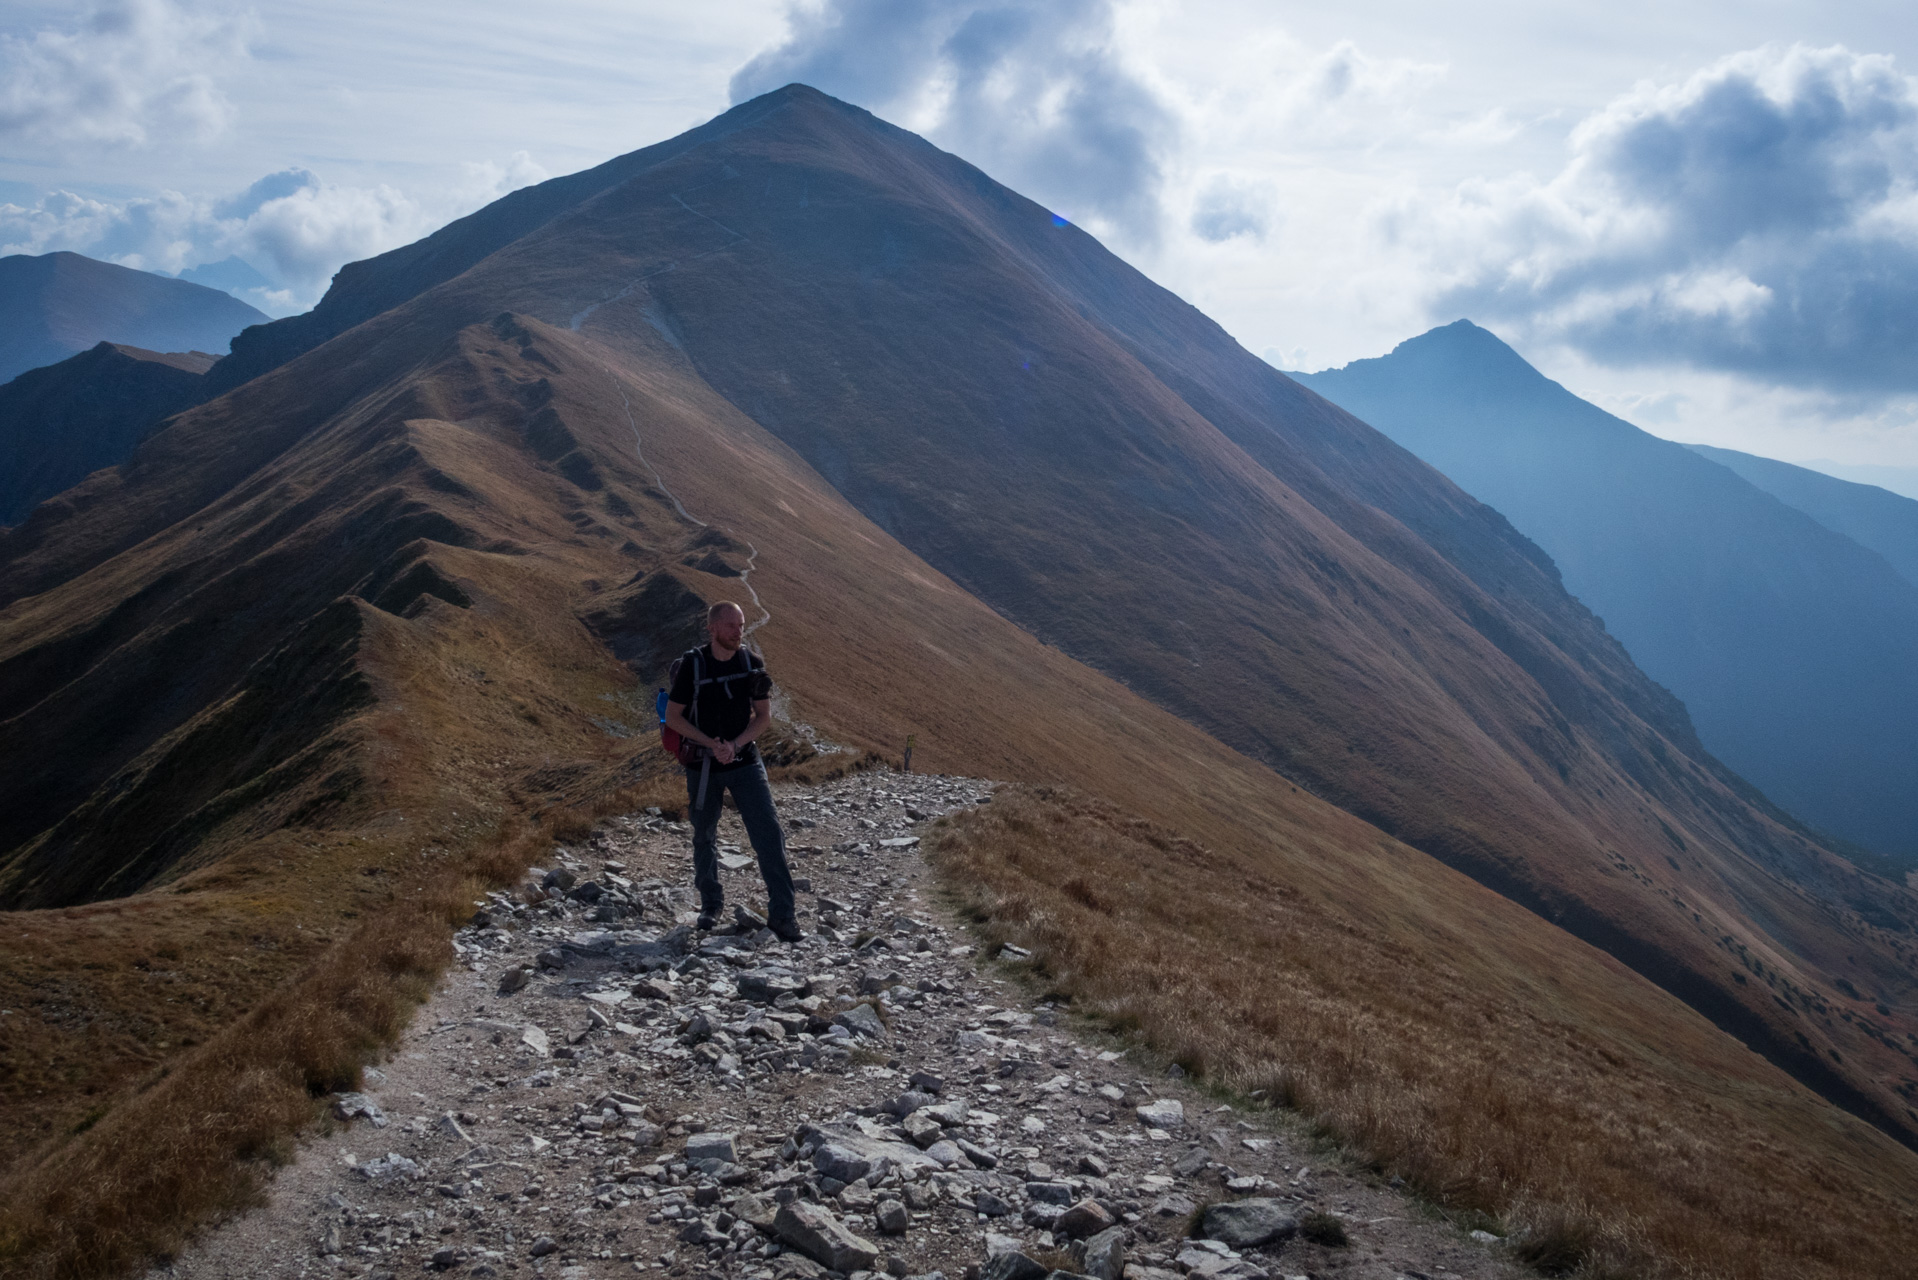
[148,772,1524,1280]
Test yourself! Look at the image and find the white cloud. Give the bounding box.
[0,0,254,148]
[1189,174,1272,242]
[1406,44,1918,392]
[0,150,550,313]
[731,0,1177,242]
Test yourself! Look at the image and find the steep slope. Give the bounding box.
[14,87,1918,1150]
[5,86,1918,1278]
[0,253,265,385]
[1689,441,1918,589]
[1297,321,1918,864]
[0,343,215,526]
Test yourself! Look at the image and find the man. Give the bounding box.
[663,601,801,941]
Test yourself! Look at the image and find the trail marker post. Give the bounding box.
[903,735,916,773]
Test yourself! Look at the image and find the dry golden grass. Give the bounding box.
[0,740,855,1280]
[928,786,1918,1280]
[0,769,662,1280]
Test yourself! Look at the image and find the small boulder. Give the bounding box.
[980,1251,1047,1280]
[1055,1199,1117,1240]
[902,1112,943,1148]
[924,1139,966,1167]
[813,1141,874,1185]
[834,1003,889,1041]
[875,1199,910,1235]
[733,1193,781,1233]
[331,1092,387,1127]
[1079,1226,1126,1280]
[1135,1099,1184,1129]
[1197,1199,1300,1249]
[774,1199,882,1273]
[685,1132,738,1164]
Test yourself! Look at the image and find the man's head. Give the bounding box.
[707,601,746,653]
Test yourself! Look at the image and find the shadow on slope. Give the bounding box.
[1296,321,1918,866]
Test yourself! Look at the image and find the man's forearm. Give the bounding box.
[732,704,772,748]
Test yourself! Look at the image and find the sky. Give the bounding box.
[3,0,1917,468]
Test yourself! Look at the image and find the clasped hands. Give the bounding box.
[710,738,740,765]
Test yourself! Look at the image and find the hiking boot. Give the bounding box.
[697,907,721,931]
[769,917,804,944]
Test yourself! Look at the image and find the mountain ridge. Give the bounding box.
[0,341,216,527]
[4,85,1917,1279]
[0,252,265,386]
[1687,441,1918,589]
[1297,319,1918,864]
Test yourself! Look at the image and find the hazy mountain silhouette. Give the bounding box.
[6,86,1918,1164]
[1688,442,1918,589]
[1296,320,1918,864]
[1804,459,1918,502]
[0,342,215,527]
[0,253,265,385]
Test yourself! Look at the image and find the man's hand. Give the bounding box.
[713,740,737,765]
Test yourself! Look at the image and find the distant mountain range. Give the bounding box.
[1688,443,1918,589]
[1803,459,1918,502]
[0,342,216,526]
[0,251,266,386]
[1296,321,1918,864]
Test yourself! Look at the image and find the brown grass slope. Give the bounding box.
[0,312,736,1169]
[0,342,218,527]
[324,84,1912,1141]
[2,87,1917,1278]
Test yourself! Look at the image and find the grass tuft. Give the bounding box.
[1299,1210,1349,1248]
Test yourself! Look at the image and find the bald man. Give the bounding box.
[663,601,800,941]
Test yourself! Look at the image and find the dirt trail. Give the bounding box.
[147,772,1523,1280]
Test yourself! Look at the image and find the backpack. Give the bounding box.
[659,654,705,766]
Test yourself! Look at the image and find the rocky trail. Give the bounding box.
[148,772,1525,1280]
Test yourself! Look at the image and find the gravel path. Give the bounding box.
[148,772,1525,1280]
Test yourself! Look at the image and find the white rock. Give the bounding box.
[1136,1099,1184,1128]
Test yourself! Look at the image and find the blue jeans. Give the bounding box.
[686,759,795,924]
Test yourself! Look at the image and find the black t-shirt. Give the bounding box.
[667,645,772,770]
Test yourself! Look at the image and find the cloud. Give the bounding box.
[1409,44,1918,393]
[0,0,253,148]
[730,0,1176,242]
[0,151,550,314]
[1189,175,1271,242]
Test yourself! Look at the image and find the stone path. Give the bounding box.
[148,772,1525,1280]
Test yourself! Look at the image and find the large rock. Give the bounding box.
[774,1200,881,1272]
[814,1141,876,1184]
[903,1111,943,1147]
[739,968,811,1002]
[685,1132,738,1163]
[1196,1199,1300,1249]
[1079,1226,1126,1280]
[1055,1199,1117,1240]
[981,1252,1047,1280]
[834,1002,889,1041]
[1135,1099,1184,1129]
[804,1123,944,1182]
[919,1098,968,1126]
